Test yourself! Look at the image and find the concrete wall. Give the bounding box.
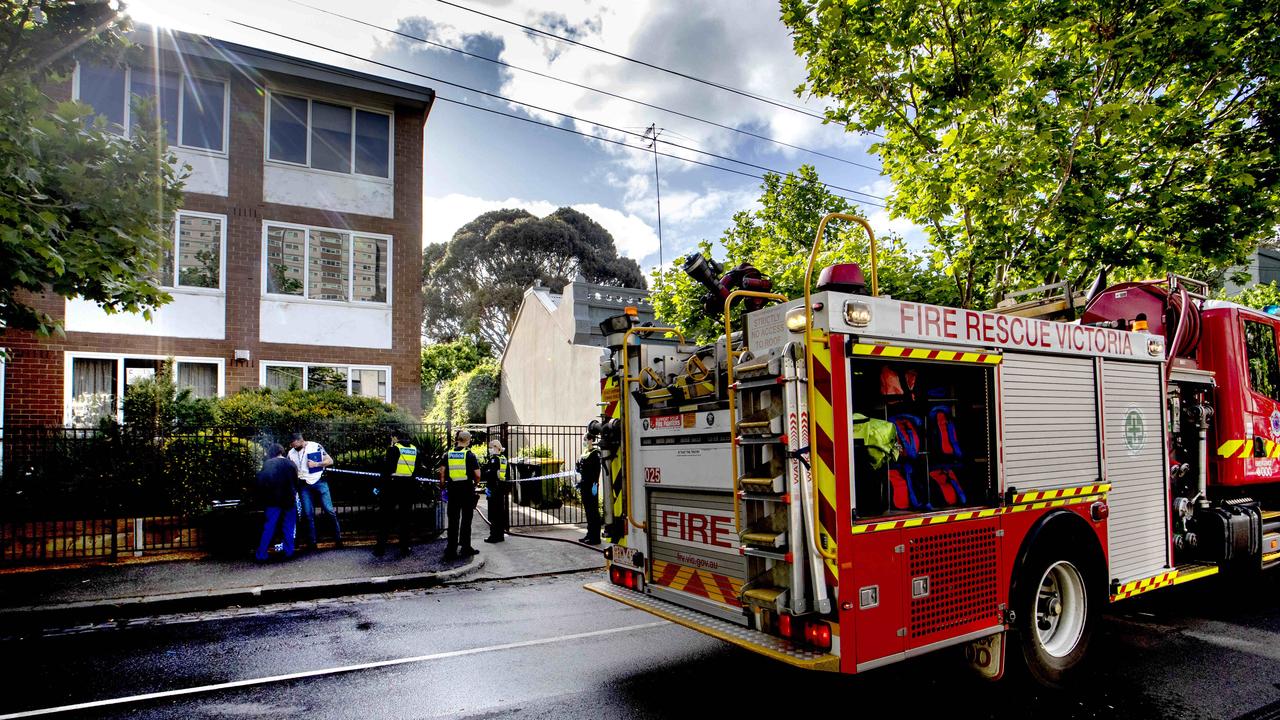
[488,281,656,427]
[491,291,604,426]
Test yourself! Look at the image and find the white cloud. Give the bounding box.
[423,192,660,262]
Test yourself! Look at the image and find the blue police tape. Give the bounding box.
[325,467,581,484]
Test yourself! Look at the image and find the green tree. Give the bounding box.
[423,207,646,351]
[651,166,955,342]
[0,2,185,335]
[421,336,493,412]
[421,336,491,388]
[782,0,1280,308]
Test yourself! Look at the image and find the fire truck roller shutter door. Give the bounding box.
[1101,360,1170,584]
[1001,354,1101,493]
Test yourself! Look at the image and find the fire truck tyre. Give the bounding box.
[1014,551,1096,687]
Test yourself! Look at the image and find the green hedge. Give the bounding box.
[213,388,415,457]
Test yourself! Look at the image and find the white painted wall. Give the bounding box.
[490,291,604,426]
[259,299,392,349]
[65,292,226,339]
[172,147,228,197]
[263,163,393,218]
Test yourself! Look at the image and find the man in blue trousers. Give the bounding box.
[255,444,298,562]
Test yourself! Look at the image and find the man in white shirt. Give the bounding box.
[288,431,341,551]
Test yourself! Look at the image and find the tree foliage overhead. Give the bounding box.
[422,207,646,351]
[0,1,184,335]
[650,166,955,342]
[782,0,1280,308]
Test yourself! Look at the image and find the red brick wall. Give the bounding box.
[1,62,427,427]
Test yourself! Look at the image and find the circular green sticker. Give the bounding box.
[1124,407,1145,454]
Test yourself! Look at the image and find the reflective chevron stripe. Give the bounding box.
[850,344,1002,364]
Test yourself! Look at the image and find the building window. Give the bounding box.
[265,92,391,178]
[263,222,391,304]
[67,354,223,426]
[159,212,224,290]
[1244,319,1280,401]
[261,363,390,402]
[75,63,227,153]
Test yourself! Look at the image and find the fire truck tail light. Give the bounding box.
[777,613,793,638]
[1090,501,1109,522]
[610,566,624,586]
[799,621,832,650]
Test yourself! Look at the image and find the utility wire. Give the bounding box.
[225,19,888,204]
[287,0,881,172]
[431,0,825,120]
[430,98,884,208]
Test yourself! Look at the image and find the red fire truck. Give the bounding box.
[584,213,1280,685]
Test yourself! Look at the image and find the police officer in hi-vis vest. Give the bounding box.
[483,439,510,543]
[439,430,481,561]
[576,431,603,545]
[374,429,419,558]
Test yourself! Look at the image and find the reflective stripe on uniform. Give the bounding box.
[394,443,418,476]
[447,449,469,481]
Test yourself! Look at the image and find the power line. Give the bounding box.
[432,97,885,209]
[286,0,881,172]
[431,0,871,129]
[224,19,888,204]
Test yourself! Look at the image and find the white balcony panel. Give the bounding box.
[259,299,391,349]
[263,163,393,218]
[65,292,225,340]
[173,147,229,197]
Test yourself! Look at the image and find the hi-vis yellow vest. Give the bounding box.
[447,449,470,481]
[394,443,418,476]
[493,454,508,481]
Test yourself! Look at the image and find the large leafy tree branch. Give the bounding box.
[0,1,184,335]
[651,166,956,342]
[422,207,646,351]
[782,0,1280,308]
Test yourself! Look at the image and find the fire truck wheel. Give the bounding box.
[1014,551,1096,687]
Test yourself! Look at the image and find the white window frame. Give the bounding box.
[160,210,227,294]
[71,62,231,157]
[261,220,393,306]
[259,362,392,403]
[63,352,226,426]
[263,90,394,181]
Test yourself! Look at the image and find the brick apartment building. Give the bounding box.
[0,29,434,427]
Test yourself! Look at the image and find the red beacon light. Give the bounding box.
[816,263,869,295]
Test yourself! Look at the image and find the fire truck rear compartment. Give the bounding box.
[847,355,998,518]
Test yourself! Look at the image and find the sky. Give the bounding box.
[127,0,917,279]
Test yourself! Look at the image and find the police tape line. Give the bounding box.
[325,468,581,484]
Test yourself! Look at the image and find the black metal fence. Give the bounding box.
[482,424,600,529]
[0,421,596,564]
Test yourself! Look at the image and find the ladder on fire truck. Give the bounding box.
[724,213,876,622]
[731,340,832,619]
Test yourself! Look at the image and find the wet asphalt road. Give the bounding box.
[1,570,1278,719]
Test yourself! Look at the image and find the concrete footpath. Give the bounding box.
[0,509,605,629]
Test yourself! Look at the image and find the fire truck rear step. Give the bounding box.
[741,585,789,611]
[585,581,837,671]
[741,530,787,548]
[739,472,785,493]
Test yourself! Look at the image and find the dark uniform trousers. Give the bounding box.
[487,479,509,540]
[577,451,603,543]
[446,481,477,553]
[375,478,415,551]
